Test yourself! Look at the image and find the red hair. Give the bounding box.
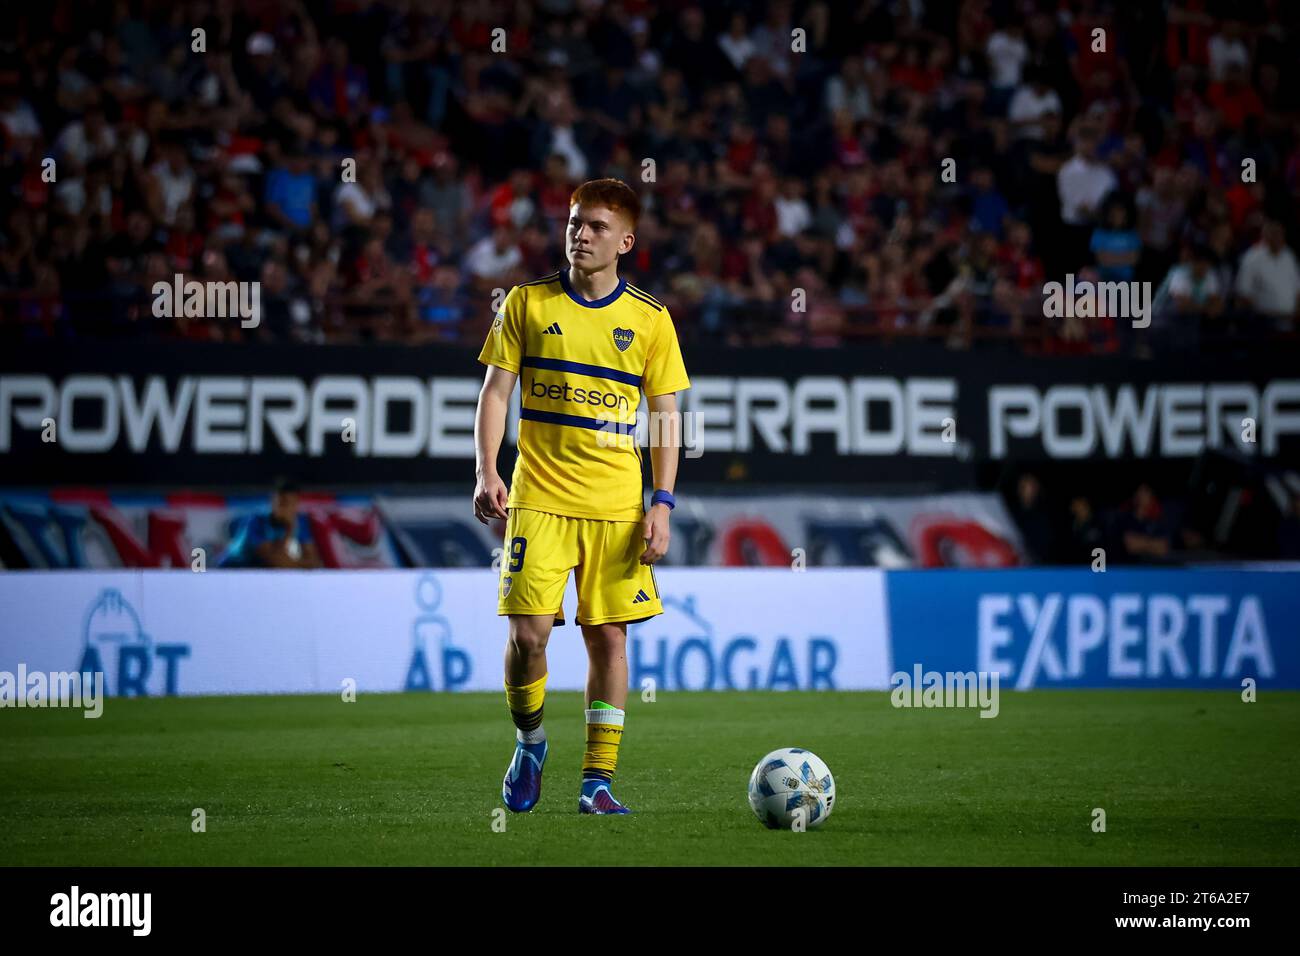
[569,178,641,231]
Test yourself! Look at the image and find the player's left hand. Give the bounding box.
[640,503,670,565]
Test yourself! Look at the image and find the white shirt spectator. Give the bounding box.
[1166,264,1222,301]
[54,178,86,217]
[825,75,872,122]
[1057,154,1117,226]
[1236,242,1300,317]
[507,194,538,230]
[124,126,150,166]
[718,32,756,73]
[53,176,112,218]
[0,99,40,141]
[774,195,812,238]
[56,120,118,167]
[548,125,588,181]
[1007,84,1062,139]
[334,181,386,227]
[1207,33,1250,82]
[151,161,195,226]
[464,236,522,280]
[632,47,661,84]
[986,30,1029,89]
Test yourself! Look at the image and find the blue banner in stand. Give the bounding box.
[885,568,1300,689]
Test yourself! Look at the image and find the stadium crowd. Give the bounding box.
[1005,470,1300,565]
[1,0,1299,353]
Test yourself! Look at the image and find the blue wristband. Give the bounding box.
[651,489,676,510]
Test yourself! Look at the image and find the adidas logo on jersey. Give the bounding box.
[632,589,651,604]
[542,322,563,334]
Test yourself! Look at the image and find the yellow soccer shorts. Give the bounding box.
[497,508,664,626]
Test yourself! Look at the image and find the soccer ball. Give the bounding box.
[747,748,835,829]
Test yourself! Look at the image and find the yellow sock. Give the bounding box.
[582,702,624,781]
[505,673,547,738]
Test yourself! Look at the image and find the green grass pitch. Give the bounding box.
[1,690,1296,866]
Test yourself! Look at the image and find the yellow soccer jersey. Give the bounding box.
[478,267,691,521]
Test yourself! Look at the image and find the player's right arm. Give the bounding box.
[474,286,526,524]
[473,363,515,524]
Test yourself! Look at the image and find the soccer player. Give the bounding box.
[472,178,690,815]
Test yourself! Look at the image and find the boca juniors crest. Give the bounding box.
[612,327,635,352]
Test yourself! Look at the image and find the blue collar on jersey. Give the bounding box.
[559,267,627,308]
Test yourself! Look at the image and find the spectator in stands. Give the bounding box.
[309,37,369,119]
[1208,18,1251,82]
[1135,166,1187,283]
[1152,242,1224,351]
[421,151,471,243]
[148,141,195,228]
[265,147,319,234]
[719,11,759,76]
[968,166,1010,240]
[986,17,1029,115]
[1058,121,1118,269]
[1235,218,1300,332]
[1205,220,1238,306]
[1008,67,1063,143]
[464,223,523,292]
[1,1,1298,362]
[1207,61,1264,132]
[333,156,391,233]
[54,103,116,168]
[824,54,873,123]
[1090,197,1141,282]
[218,478,322,569]
[1115,483,1174,563]
[774,177,813,239]
[1009,473,1058,564]
[532,95,591,181]
[256,258,311,343]
[1067,496,1106,565]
